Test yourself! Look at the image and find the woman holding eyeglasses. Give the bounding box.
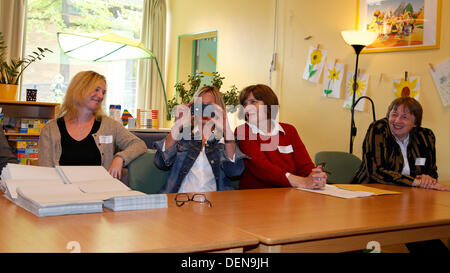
[153,86,246,193]
[234,84,327,190]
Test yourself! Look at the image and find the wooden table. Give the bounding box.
[168,184,450,253]
[0,196,258,253]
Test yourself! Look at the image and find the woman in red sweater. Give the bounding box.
[234,84,327,189]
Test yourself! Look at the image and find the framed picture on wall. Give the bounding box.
[357,0,441,53]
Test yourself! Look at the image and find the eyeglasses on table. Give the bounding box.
[174,193,212,207]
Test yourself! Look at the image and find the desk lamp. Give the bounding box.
[341,30,377,154]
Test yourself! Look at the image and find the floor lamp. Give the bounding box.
[57,32,170,120]
[341,30,377,154]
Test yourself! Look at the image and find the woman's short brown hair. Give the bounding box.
[239,84,279,120]
[386,97,423,126]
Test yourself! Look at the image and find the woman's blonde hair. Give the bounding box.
[193,86,226,110]
[59,71,106,120]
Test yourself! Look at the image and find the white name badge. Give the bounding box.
[99,135,113,144]
[278,145,294,154]
[415,158,426,166]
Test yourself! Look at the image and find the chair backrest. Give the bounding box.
[314,151,362,184]
[127,150,168,194]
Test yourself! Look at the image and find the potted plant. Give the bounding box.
[167,72,240,117]
[0,31,53,100]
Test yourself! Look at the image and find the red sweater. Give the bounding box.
[235,122,315,189]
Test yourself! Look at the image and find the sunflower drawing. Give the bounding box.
[308,49,323,79]
[310,49,323,65]
[347,77,367,98]
[344,75,368,110]
[393,78,419,98]
[324,67,340,96]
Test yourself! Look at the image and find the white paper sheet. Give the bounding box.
[297,184,374,199]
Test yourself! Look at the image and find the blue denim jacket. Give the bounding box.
[153,133,247,193]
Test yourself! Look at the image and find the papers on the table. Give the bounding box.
[4,179,62,199]
[1,163,168,217]
[296,184,400,199]
[335,184,400,196]
[15,184,103,217]
[1,164,60,182]
[55,165,114,184]
[74,179,132,193]
[104,194,168,211]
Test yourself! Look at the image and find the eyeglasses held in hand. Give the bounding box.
[174,193,212,207]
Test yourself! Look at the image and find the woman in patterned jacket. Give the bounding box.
[351,97,449,191]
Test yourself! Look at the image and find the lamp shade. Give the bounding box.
[57,32,155,62]
[341,30,377,46]
[57,32,171,120]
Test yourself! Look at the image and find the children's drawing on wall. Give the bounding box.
[303,46,327,83]
[429,59,449,107]
[343,72,369,112]
[322,62,344,98]
[393,76,420,99]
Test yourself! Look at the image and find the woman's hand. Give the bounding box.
[414,175,450,191]
[108,156,124,179]
[173,102,193,132]
[288,166,327,189]
[166,103,193,148]
[430,183,450,191]
[211,103,232,137]
[415,174,437,189]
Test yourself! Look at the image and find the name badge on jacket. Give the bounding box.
[415,157,426,166]
[278,145,294,154]
[99,135,113,144]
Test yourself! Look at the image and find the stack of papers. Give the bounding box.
[15,184,103,217]
[104,194,168,211]
[1,164,168,217]
[297,184,400,199]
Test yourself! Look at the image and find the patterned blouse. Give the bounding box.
[350,118,437,186]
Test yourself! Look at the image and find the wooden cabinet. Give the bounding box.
[1,100,60,164]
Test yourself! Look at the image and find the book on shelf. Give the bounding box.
[0,164,167,217]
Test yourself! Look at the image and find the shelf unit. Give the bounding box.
[1,100,60,164]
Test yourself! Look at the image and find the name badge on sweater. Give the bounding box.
[278,145,293,154]
[99,135,113,144]
[415,158,426,166]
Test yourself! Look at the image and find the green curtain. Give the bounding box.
[137,0,167,123]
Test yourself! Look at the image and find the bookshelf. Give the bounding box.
[1,100,60,164]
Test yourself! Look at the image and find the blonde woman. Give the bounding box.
[38,71,147,179]
[153,86,246,193]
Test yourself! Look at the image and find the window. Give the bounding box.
[22,0,144,116]
[177,30,218,86]
[193,37,217,86]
